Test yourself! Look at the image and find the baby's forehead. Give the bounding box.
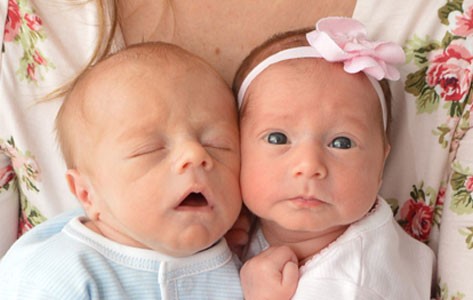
[252,58,370,93]
[74,55,221,119]
[246,58,379,111]
[75,54,190,105]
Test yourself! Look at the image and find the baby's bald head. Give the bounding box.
[56,42,224,170]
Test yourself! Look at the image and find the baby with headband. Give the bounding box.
[233,17,435,299]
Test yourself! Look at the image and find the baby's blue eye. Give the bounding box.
[267,132,288,145]
[329,137,353,149]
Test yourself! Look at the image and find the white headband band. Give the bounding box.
[236,17,406,131]
[237,46,388,129]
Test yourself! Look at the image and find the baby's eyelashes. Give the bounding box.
[126,143,166,158]
[202,140,235,151]
[266,132,289,145]
[201,132,238,152]
[328,136,356,149]
[260,131,359,150]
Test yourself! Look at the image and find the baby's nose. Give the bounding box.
[291,143,327,179]
[173,142,213,174]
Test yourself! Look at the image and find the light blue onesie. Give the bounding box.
[0,210,243,300]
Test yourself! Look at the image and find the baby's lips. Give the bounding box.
[177,192,209,208]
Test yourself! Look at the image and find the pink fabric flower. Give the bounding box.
[306,17,405,80]
[237,17,405,108]
[426,39,473,102]
[400,199,434,242]
[4,0,21,42]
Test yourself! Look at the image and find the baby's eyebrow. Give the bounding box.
[336,114,373,132]
[112,118,160,139]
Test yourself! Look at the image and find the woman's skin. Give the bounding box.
[117,0,357,84]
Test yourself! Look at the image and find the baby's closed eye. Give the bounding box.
[127,142,166,158]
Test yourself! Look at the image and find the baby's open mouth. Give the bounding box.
[178,192,209,207]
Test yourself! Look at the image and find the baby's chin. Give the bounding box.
[152,225,229,257]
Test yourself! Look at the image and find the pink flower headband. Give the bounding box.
[237,17,406,129]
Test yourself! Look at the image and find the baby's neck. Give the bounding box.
[260,220,348,266]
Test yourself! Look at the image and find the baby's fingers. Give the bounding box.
[261,246,298,269]
[281,260,299,297]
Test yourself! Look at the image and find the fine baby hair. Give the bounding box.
[233,16,405,137]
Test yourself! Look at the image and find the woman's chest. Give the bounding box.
[119,0,356,83]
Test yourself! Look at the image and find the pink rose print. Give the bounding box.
[4,0,21,42]
[465,176,473,192]
[1,137,45,236]
[400,198,434,242]
[3,139,41,190]
[426,39,473,102]
[32,50,46,65]
[436,186,446,207]
[0,165,15,188]
[24,12,42,31]
[449,0,473,37]
[18,211,34,237]
[26,63,36,81]
[4,0,54,84]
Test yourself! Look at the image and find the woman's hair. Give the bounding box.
[232,28,393,137]
[46,0,119,100]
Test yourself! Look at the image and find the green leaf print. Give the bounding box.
[449,97,468,117]
[0,178,16,194]
[441,30,464,48]
[438,0,464,25]
[405,67,428,96]
[418,87,441,113]
[442,31,454,47]
[450,171,466,194]
[385,198,399,216]
[19,192,46,235]
[439,281,465,300]
[404,36,440,67]
[449,163,473,214]
[460,227,473,249]
[450,190,473,214]
[433,124,451,148]
[405,62,440,114]
[404,64,441,114]
[458,110,471,132]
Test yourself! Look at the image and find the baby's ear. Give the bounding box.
[65,169,96,216]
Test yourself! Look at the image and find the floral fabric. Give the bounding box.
[4,0,54,83]
[0,0,101,254]
[355,0,473,298]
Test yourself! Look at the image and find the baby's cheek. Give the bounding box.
[241,172,270,213]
